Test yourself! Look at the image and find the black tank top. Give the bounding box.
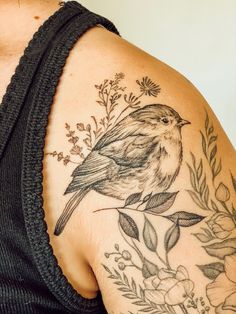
[0,2,120,313]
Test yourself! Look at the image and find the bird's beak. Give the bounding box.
[178,119,191,127]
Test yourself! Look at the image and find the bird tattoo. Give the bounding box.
[54,104,190,235]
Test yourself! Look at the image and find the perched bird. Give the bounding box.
[54,104,190,235]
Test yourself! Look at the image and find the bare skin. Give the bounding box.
[1,1,235,312]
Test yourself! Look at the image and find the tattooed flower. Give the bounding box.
[143,266,194,306]
[215,183,230,202]
[136,76,161,97]
[115,72,125,80]
[63,155,70,166]
[206,254,236,312]
[70,145,83,156]
[57,152,63,161]
[207,213,235,239]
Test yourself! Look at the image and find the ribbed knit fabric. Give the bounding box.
[0,2,120,313]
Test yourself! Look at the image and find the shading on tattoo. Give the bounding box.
[53,73,190,235]
[49,72,235,313]
[100,189,205,313]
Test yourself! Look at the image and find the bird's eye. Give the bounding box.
[160,117,169,124]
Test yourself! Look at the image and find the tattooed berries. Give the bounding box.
[118,262,126,270]
[122,250,131,260]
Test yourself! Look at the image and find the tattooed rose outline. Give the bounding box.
[143,265,194,306]
[207,254,236,312]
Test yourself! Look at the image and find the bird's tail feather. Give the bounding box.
[54,189,88,236]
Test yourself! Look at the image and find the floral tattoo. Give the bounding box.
[47,73,236,313]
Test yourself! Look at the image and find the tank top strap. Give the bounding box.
[0,1,120,312]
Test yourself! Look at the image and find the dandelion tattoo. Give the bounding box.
[49,73,236,313]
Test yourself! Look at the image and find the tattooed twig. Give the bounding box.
[186,153,212,211]
[102,264,168,314]
[200,111,222,183]
[95,73,126,131]
[45,151,79,165]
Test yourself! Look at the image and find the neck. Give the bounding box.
[0,0,61,57]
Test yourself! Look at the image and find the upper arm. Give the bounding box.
[45,27,236,313]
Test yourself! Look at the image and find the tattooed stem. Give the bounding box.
[220,200,233,217]
[155,251,168,268]
[118,223,144,265]
[165,252,171,270]
[125,263,142,271]
[131,238,145,263]
[93,206,137,213]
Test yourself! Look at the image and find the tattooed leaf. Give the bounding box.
[114,268,122,279]
[197,262,224,280]
[205,112,209,130]
[118,212,139,241]
[208,135,217,146]
[139,307,153,312]
[118,287,130,292]
[96,100,104,106]
[187,190,206,210]
[102,264,112,275]
[193,232,213,243]
[143,216,158,252]
[197,160,203,180]
[208,126,214,136]
[114,281,124,285]
[211,200,219,212]
[190,152,196,168]
[122,293,137,299]
[200,131,207,157]
[210,145,217,163]
[139,285,145,300]
[187,164,197,190]
[123,273,129,287]
[213,160,222,178]
[200,176,206,195]
[203,238,236,259]
[164,222,180,253]
[144,192,178,214]
[231,172,236,192]
[204,186,210,205]
[125,192,142,206]
[131,278,137,294]
[133,301,148,306]
[166,211,205,227]
[142,258,158,278]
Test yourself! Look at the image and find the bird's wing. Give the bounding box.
[99,135,158,168]
[65,151,117,194]
[94,116,145,150]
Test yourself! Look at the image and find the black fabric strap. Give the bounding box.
[0,1,120,312]
[21,3,120,313]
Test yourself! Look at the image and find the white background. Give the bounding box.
[75,0,236,147]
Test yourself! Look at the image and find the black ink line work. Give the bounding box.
[54,103,190,235]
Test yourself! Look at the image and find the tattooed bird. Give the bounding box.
[54,104,190,235]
